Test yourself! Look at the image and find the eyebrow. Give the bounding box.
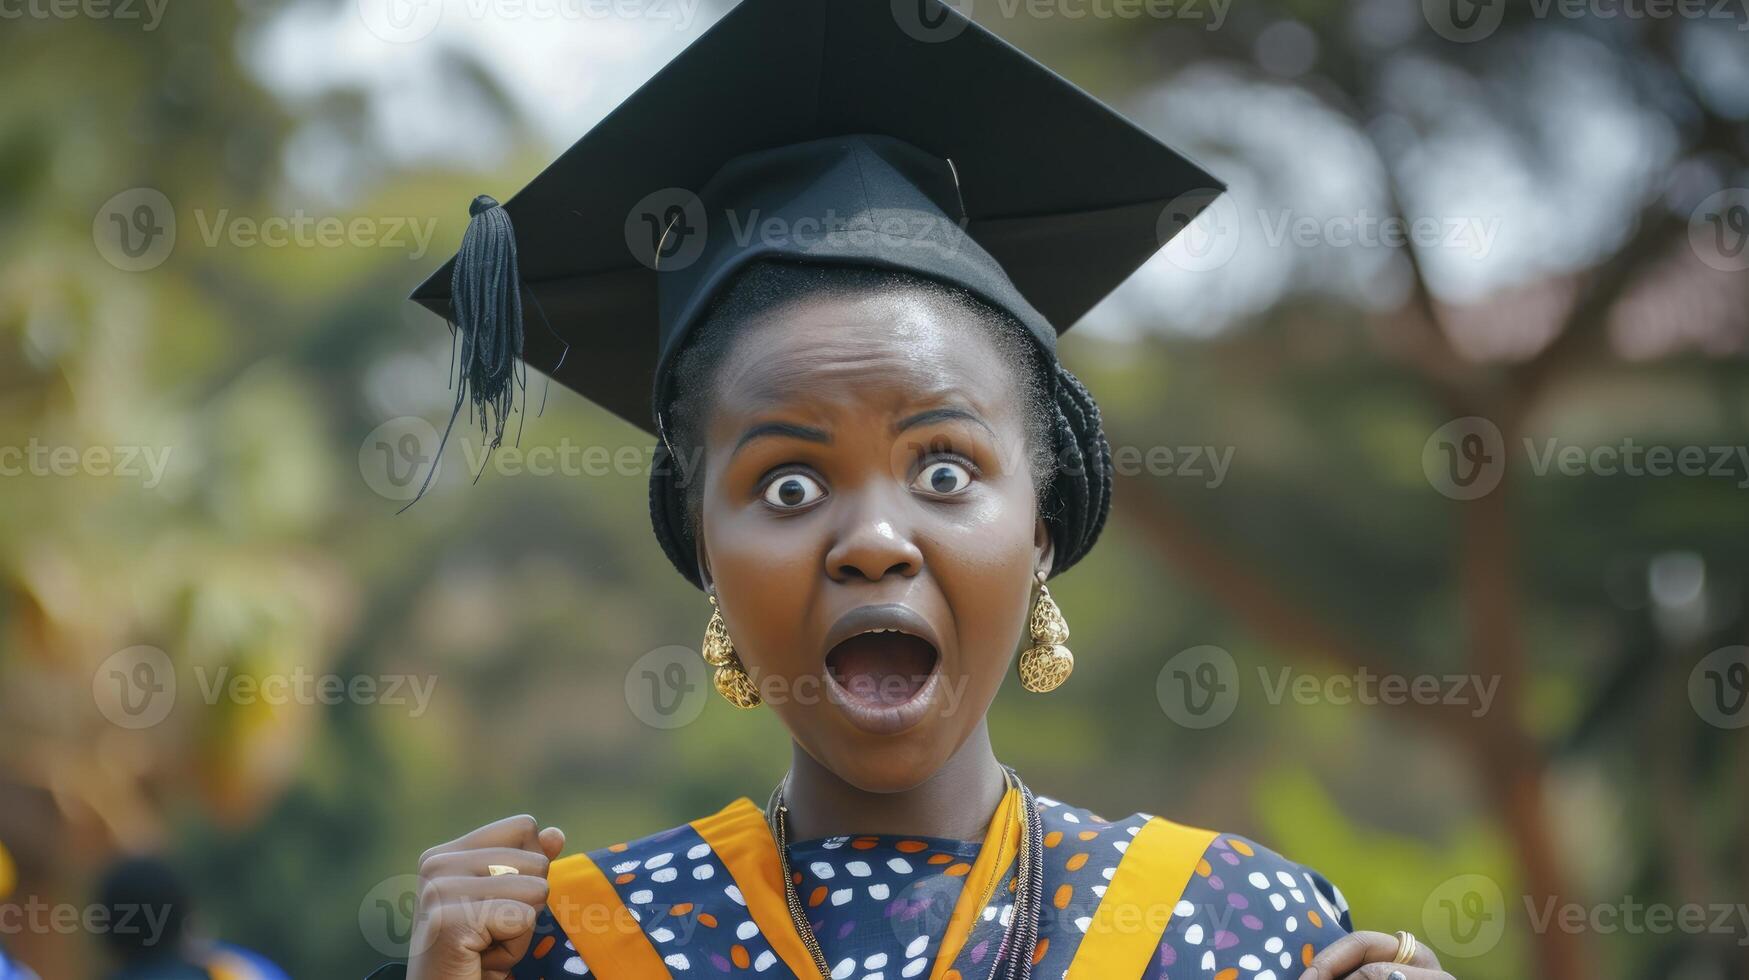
[730,406,995,457]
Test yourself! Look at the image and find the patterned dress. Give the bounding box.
[508,794,1353,980]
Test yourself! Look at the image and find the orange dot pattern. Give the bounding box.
[501,797,1355,980]
[1140,831,1356,980]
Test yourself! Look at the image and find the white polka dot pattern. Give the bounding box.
[505,795,1354,979]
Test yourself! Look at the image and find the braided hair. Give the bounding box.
[649,258,1112,589]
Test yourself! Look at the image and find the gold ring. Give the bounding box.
[1392,930,1419,964]
[487,864,519,877]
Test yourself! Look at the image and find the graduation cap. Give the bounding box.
[405,0,1222,582]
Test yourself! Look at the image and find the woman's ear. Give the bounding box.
[1033,516,1055,582]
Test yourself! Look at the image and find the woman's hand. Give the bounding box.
[406,814,566,980]
[1298,930,1454,980]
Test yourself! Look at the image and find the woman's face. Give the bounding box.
[694,287,1051,793]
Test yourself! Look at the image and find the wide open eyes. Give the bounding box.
[763,472,827,508]
[759,457,978,511]
[911,459,973,496]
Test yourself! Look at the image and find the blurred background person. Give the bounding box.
[94,857,287,980]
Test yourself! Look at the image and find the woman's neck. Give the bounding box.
[779,724,1008,843]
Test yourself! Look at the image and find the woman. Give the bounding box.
[373,2,1456,979]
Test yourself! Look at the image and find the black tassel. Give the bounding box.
[399,194,528,513]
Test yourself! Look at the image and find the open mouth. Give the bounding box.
[825,629,941,707]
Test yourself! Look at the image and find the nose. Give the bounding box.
[824,486,923,583]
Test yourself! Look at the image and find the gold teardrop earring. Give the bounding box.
[1018,573,1074,693]
[702,592,762,708]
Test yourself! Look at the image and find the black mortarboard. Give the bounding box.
[405,0,1222,584]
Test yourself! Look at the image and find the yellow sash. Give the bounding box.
[546,795,1214,979]
[927,781,1023,980]
[1063,817,1217,978]
[547,844,670,976]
